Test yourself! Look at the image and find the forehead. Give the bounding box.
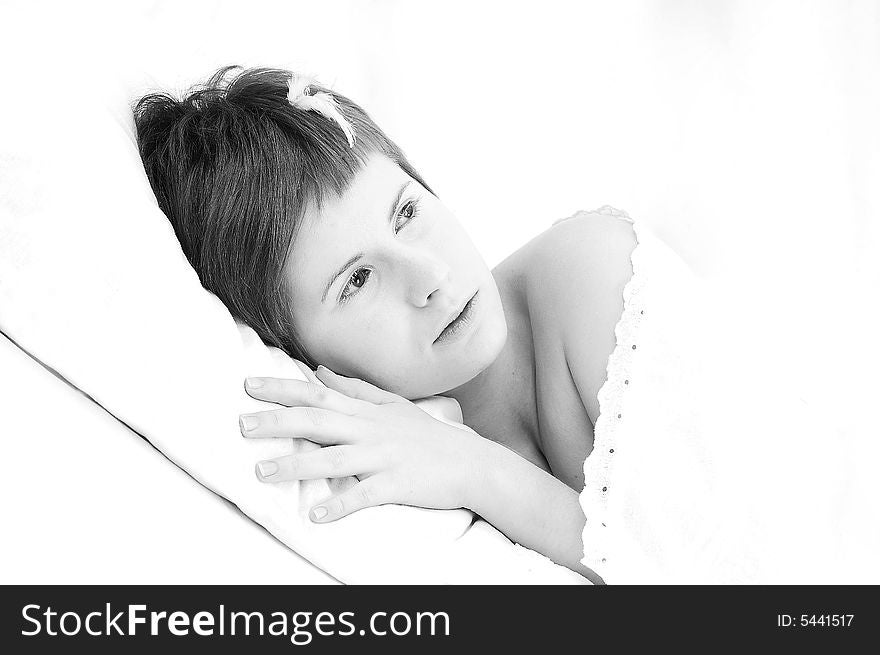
[285,154,409,299]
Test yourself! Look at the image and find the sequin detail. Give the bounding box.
[576,204,648,576]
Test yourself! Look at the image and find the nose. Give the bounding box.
[396,246,451,307]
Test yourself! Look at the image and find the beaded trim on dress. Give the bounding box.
[554,205,648,575]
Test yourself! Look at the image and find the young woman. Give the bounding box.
[135,66,638,583]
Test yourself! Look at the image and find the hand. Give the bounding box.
[239,366,484,523]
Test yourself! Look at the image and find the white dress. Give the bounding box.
[568,206,880,584]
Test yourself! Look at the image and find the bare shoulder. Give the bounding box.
[528,212,637,296]
[524,212,638,424]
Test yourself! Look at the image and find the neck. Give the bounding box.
[445,269,538,450]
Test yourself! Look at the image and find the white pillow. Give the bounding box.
[0,74,587,584]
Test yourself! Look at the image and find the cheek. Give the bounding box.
[313,311,409,374]
[440,219,487,273]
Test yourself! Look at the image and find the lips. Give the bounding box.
[434,292,476,343]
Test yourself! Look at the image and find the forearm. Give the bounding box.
[464,438,603,584]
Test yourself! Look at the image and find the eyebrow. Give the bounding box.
[321,181,411,303]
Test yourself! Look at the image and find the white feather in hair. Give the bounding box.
[287,74,356,148]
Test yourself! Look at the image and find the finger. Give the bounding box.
[308,478,389,522]
[244,376,367,415]
[315,365,402,405]
[239,407,369,445]
[255,446,378,482]
[292,359,321,385]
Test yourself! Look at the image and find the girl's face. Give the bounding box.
[284,153,508,399]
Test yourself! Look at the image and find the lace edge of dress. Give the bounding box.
[572,206,650,577]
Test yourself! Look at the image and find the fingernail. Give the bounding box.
[311,506,328,520]
[256,461,279,479]
[317,365,333,375]
[246,377,264,390]
[239,414,259,432]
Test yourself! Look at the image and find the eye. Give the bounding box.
[337,198,421,306]
[394,198,421,232]
[339,267,372,304]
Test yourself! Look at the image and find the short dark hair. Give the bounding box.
[133,65,432,368]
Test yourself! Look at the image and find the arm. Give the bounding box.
[240,369,604,582]
[532,211,638,426]
[475,211,636,581]
[465,436,603,584]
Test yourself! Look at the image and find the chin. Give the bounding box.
[430,311,509,398]
[377,295,509,400]
[395,347,500,400]
[474,290,509,364]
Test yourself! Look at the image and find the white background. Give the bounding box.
[2,0,879,582]
[7,0,877,271]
